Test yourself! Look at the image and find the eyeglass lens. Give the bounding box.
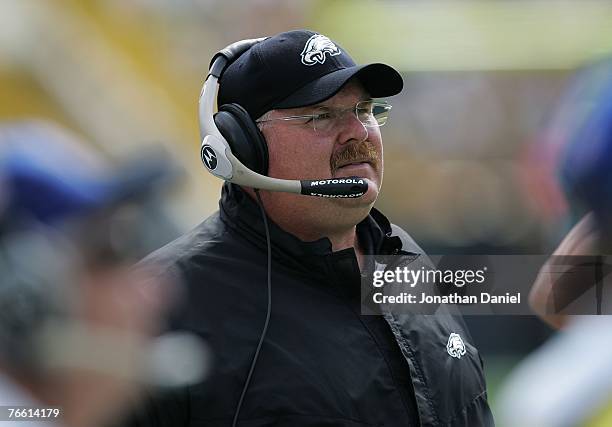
[313,101,390,133]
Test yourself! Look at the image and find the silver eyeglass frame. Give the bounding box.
[255,100,392,132]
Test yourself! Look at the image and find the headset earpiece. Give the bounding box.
[214,103,269,176]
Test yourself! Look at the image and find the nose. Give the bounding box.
[336,110,368,145]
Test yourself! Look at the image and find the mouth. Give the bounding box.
[332,160,377,178]
[334,160,374,172]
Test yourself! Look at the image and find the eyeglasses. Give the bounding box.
[255,100,392,133]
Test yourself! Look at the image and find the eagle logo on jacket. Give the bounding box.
[446,333,467,359]
[300,34,341,66]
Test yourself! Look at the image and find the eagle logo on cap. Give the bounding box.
[300,34,341,66]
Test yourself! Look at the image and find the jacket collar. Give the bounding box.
[219,183,404,282]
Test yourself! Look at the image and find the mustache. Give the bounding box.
[330,141,379,172]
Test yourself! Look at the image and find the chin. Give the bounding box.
[331,180,379,209]
[331,164,381,201]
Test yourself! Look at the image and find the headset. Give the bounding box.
[198,38,369,198]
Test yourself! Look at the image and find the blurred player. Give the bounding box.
[0,121,206,427]
[498,58,612,427]
[529,58,612,328]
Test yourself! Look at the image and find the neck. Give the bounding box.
[272,218,365,269]
[239,186,367,269]
[291,224,357,252]
[330,228,365,270]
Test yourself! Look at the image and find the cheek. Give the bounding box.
[370,129,384,166]
[265,129,334,178]
[369,127,383,149]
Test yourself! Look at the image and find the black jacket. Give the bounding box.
[126,184,493,426]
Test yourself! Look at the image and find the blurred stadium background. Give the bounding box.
[2,0,612,421]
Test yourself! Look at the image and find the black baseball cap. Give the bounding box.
[218,29,403,120]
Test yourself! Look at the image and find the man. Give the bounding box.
[128,30,492,426]
[0,121,200,427]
